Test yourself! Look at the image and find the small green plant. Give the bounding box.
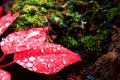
[80,29,109,55]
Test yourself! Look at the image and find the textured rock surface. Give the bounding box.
[91,52,120,80]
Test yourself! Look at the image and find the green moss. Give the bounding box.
[8,0,83,31]
[80,29,109,55]
[9,0,55,31]
[107,7,120,21]
[60,36,79,49]
[8,0,114,54]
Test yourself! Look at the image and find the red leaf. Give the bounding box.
[0,12,20,36]
[14,43,82,74]
[0,6,3,18]
[1,27,48,54]
[0,69,11,80]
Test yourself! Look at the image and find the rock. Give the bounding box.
[91,52,120,80]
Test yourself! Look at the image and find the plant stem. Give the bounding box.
[0,54,6,62]
[0,61,15,68]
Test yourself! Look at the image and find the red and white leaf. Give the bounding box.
[0,12,20,36]
[14,43,82,74]
[1,27,48,54]
[0,69,11,80]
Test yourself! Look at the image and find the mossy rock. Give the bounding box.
[8,0,82,31]
[7,0,112,54]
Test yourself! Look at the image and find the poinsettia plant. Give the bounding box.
[0,12,82,80]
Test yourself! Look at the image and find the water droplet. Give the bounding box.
[5,22,11,27]
[50,59,54,62]
[53,45,56,47]
[26,31,39,39]
[29,56,35,62]
[9,37,13,42]
[26,44,30,49]
[19,62,25,65]
[5,39,9,42]
[15,47,21,51]
[53,69,57,73]
[23,59,28,62]
[63,60,66,64]
[57,47,60,50]
[47,64,51,68]
[16,39,20,42]
[39,58,45,62]
[29,68,33,71]
[33,47,37,49]
[46,45,49,48]
[0,27,3,32]
[53,49,56,52]
[41,48,45,53]
[42,62,47,65]
[16,60,21,63]
[26,62,33,67]
[32,66,37,71]
[61,54,67,56]
[49,45,52,47]
[0,41,5,46]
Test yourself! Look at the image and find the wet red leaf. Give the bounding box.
[0,6,3,18]
[14,43,82,74]
[1,27,48,54]
[0,69,11,80]
[0,12,20,36]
